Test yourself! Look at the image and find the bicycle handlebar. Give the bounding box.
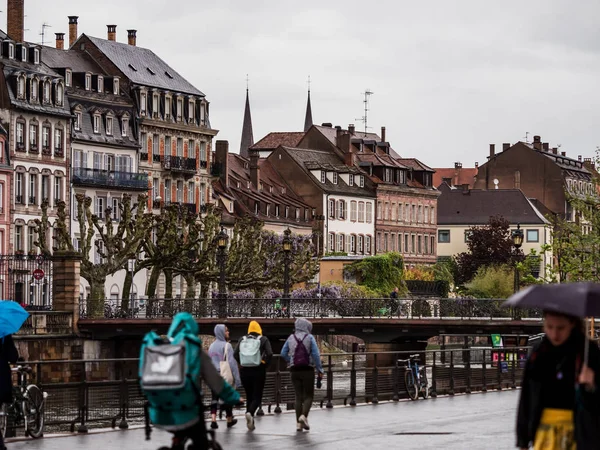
[11,365,33,374]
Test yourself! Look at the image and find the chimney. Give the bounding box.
[344,149,355,167]
[503,143,510,151]
[68,16,79,48]
[215,140,229,187]
[336,126,343,146]
[7,0,24,42]
[249,150,260,189]
[532,135,542,151]
[475,162,479,169]
[454,162,462,169]
[321,122,332,128]
[542,143,549,152]
[578,155,582,162]
[107,25,117,41]
[55,33,65,50]
[552,147,558,155]
[127,29,137,46]
[381,126,386,142]
[561,151,566,157]
[348,124,355,135]
[461,183,470,194]
[489,144,495,159]
[338,131,352,156]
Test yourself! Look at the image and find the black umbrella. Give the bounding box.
[503,282,600,318]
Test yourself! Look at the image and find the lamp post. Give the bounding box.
[282,228,292,317]
[512,223,524,293]
[216,226,228,318]
[127,256,136,316]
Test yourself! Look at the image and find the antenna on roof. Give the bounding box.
[39,22,51,46]
[355,89,374,134]
[523,132,530,143]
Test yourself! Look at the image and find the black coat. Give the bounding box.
[0,335,18,404]
[517,334,600,450]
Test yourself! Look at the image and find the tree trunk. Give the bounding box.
[122,271,133,312]
[164,270,173,299]
[185,274,196,299]
[87,277,107,318]
[146,266,161,298]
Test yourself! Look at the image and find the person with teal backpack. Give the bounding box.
[139,312,242,449]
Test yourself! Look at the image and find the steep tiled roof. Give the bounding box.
[85,35,204,96]
[437,184,548,225]
[313,125,401,158]
[41,47,103,74]
[251,132,305,150]
[397,158,435,172]
[433,167,478,188]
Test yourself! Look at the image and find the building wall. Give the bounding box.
[319,259,355,284]
[323,193,376,255]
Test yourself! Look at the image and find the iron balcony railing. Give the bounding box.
[72,168,149,191]
[10,347,528,434]
[162,155,196,173]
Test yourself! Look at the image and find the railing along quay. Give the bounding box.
[83,297,542,320]
[9,347,529,436]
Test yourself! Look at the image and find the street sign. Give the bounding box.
[32,269,45,280]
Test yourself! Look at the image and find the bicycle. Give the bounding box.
[0,365,47,439]
[398,354,429,401]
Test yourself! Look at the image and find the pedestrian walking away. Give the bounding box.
[208,324,241,430]
[234,320,272,431]
[516,311,600,450]
[0,335,18,450]
[281,318,324,432]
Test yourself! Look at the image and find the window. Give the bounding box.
[418,235,422,254]
[33,48,40,64]
[65,70,72,87]
[200,183,206,205]
[105,116,113,135]
[152,177,159,200]
[188,139,195,157]
[377,201,382,220]
[350,201,357,221]
[0,184,3,212]
[337,200,345,219]
[285,206,289,218]
[164,179,171,202]
[17,76,25,98]
[321,171,326,183]
[41,175,49,201]
[74,112,82,131]
[16,121,24,148]
[177,138,183,157]
[177,180,183,202]
[464,230,472,242]
[424,235,429,254]
[366,202,372,223]
[93,152,101,170]
[405,203,410,221]
[438,230,450,243]
[527,229,539,242]
[96,197,106,219]
[54,177,62,201]
[349,174,354,186]
[85,74,91,91]
[42,126,50,149]
[189,100,194,121]
[430,236,435,254]
[29,174,36,205]
[424,206,429,224]
[55,83,64,106]
[113,78,119,95]
[165,136,172,155]
[152,134,159,156]
[112,198,120,221]
[275,205,280,217]
[358,235,364,254]
[54,128,63,152]
[177,97,183,119]
[328,198,335,219]
[350,235,356,253]
[16,173,23,202]
[430,207,435,224]
[200,142,207,161]
[165,97,171,118]
[411,235,415,253]
[15,226,22,251]
[328,233,335,252]
[140,92,147,113]
[418,205,423,223]
[333,172,338,184]
[336,234,344,252]
[188,181,195,203]
[152,93,159,117]
[8,44,14,59]
[93,115,100,133]
[358,202,365,222]
[365,235,371,254]
[360,175,365,187]
[21,46,26,61]
[121,117,129,137]
[384,202,389,220]
[31,78,38,100]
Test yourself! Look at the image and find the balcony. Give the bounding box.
[154,201,197,215]
[72,168,149,191]
[153,153,161,163]
[200,160,208,169]
[162,155,196,175]
[140,152,148,161]
[29,196,36,205]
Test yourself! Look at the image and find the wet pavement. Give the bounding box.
[7,390,520,449]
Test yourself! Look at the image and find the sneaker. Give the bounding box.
[245,412,255,431]
[299,415,310,430]
[296,422,303,432]
[227,418,238,428]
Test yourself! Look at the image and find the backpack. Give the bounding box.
[239,335,262,367]
[139,312,203,432]
[293,333,310,367]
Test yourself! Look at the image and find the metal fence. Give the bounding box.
[83,297,542,320]
[10,347,528,436]
[0,254,52,310]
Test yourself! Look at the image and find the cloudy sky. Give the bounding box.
[16,0,600,167]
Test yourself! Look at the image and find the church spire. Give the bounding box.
[304,76,313,132]
[240,76,254,159]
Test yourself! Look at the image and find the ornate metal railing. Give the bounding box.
[162,155,196,173]
[0,255,53,308]
[17,312,73,336]
[72,168,148,191]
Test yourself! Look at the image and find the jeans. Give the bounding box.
[173,420,209,450]
[291,367,315,421]
[240,366,266,416]
[210,390,233,418]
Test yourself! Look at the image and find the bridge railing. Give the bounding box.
[9,346,530,436]
[81,297,542,320]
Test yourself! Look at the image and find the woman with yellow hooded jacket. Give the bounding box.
[234,320,273,431]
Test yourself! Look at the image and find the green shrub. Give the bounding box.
[344,252,407,296]
[466,265,514,299]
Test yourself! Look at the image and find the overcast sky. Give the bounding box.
[15,0,600,167]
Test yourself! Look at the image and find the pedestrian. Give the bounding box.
[208,324,241,429]
[234,320,272,431]
[389,286,399,316]
[516,311,600,450]
[0,335,18,450]
[281,318,324,432]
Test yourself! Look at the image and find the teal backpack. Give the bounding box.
[139,312,203,434]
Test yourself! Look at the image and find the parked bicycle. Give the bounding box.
[0,365,46,438]
[398,354,429,400]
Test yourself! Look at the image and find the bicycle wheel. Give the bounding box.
[0,403,8,438]
[24,385,44,438]
[420,370,430,399]
[404,370,418,400]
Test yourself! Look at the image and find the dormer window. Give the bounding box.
[152,93,159,118]
[113,77,119,95]
[21,46,26,62]
[56,83,64,106]
[189,99,194,121]
[74,111,82,131]
[140,92,147,114]
[349,174,354,186]
[200,102,206,124]
[333,172,338,184]
[177,97,183,120]
[17,75,25,99]
[165,97,171,119]
[93,114,100,133]
[106,116,113,135]
[360,175,365,187]
[43,81,51,103]
[31,78,38,101]
[321,171,326,183]
[33,49,40,64]
[97,76,104,93]
[121,117,129,137]
[65,70,72,87]
[85,73,91,91]
[8,44,14,59]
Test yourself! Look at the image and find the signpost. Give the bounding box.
[32,269,45,281]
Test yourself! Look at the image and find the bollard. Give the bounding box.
[465,347,472,394]
[430,350,438,398]
[392,354,399,401]
[482,348,488,393]
[118,363,129,429]
[274,360,282,414]
[78,361,89,433]
[349,352,357,406]
[496,351,503,391]
[511,350,517,389]
[371,353,379,404]
[326,355,334,408]
[448,350,455,396]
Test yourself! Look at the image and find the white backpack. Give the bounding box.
[239,335,262,367]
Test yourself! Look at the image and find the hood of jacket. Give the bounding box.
[295,318,312,334]
[248,320,262,335]
[214,324,227,342]
[168,312,199,338]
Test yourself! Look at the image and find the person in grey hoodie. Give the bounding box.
[208,324,241,429]
[281,318,324,432]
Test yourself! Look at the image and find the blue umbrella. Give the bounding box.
[0,301,29,338]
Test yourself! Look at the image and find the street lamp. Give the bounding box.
[128,256,136,316]
[512,224,524,294]
[282,228,292,316]
[216,226,229,318]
